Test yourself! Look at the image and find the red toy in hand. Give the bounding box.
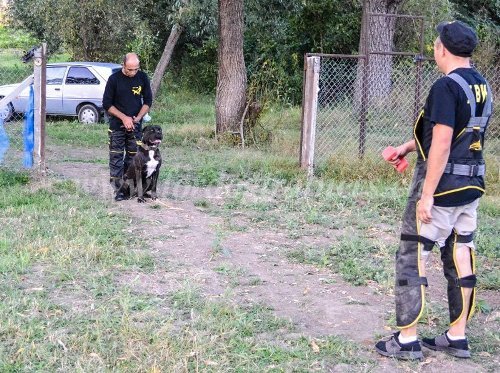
[382,146,408,173]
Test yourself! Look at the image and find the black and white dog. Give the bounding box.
[116,125,163,202]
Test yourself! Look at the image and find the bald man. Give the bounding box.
[103,53,153,200]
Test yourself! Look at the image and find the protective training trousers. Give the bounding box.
[395,161,429,328]
[395,161,477,328]
[109,126,141,183]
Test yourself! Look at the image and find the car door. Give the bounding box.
[62,66,102,115]
[46,66,67,114]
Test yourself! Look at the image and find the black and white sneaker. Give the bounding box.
[375,332,424,360]
[422,331,471,358]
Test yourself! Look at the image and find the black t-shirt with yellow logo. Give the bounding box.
[103,70,153,127]
[418,67,488,207]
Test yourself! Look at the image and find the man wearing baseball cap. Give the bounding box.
[375,21,493,360]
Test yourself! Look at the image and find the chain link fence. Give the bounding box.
[310,56,498,165]
[0,48,33,169]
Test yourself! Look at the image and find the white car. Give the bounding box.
[0,62,121,124]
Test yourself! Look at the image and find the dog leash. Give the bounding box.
[154,199,184,210]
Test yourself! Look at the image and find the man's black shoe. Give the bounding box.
[115,192,126,201]
[422,331,470,358]
[375,332,424,360]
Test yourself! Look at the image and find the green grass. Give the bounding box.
[0,25,38,49]
[0,49,33,85]
[0,174,145,276]
[0,170,376,371]
[30,88,500,295]
[0,168,30,186]
[46,119,108,148]
[287,238,394,287]
[153,89,215,127]
[2,84,499,370]
[160,147,306,187]
[166,288,371,371]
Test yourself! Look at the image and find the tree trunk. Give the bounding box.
[354,0,404,157]
[358,0,404,100]
[151,23,184,100]
[215,0,247,135]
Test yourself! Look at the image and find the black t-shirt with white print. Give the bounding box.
[420,67,488,207]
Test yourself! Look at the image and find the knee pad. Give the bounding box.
[441,232,477,325]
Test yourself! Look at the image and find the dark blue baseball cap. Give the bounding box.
[436,21,478,57]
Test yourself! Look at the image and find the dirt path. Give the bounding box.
[49,149,493,372]
[51,161,387,339]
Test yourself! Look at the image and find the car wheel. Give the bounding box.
[78,104,100,124]
[0,96,14,122]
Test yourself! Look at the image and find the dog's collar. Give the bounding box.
[140,143,158,151]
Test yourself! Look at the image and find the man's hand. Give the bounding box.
[387,146,405,166]
[387,140,416,166]
[417,194,434,224]
[132,115,142,124]
[122,116,135,131]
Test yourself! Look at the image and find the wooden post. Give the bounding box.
[33,43,47,173]
[300,56,320,177]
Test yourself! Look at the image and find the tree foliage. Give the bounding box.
[8,0,63,53]
[243,0,362,102]
[449,0,499,65]
[400,0,499,64]
[9,0,144,61]
[6,0,499,101]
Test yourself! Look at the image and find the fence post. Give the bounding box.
[413,18,425,122]
[300,56,320,176]
[358,55,369,158]
[358,7,370,158]
[33,43,47,173]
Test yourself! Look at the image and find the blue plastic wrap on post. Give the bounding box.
[23,85,35,168]
[0,117,10,163]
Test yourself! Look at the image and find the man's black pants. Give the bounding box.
[108,125,141,188]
